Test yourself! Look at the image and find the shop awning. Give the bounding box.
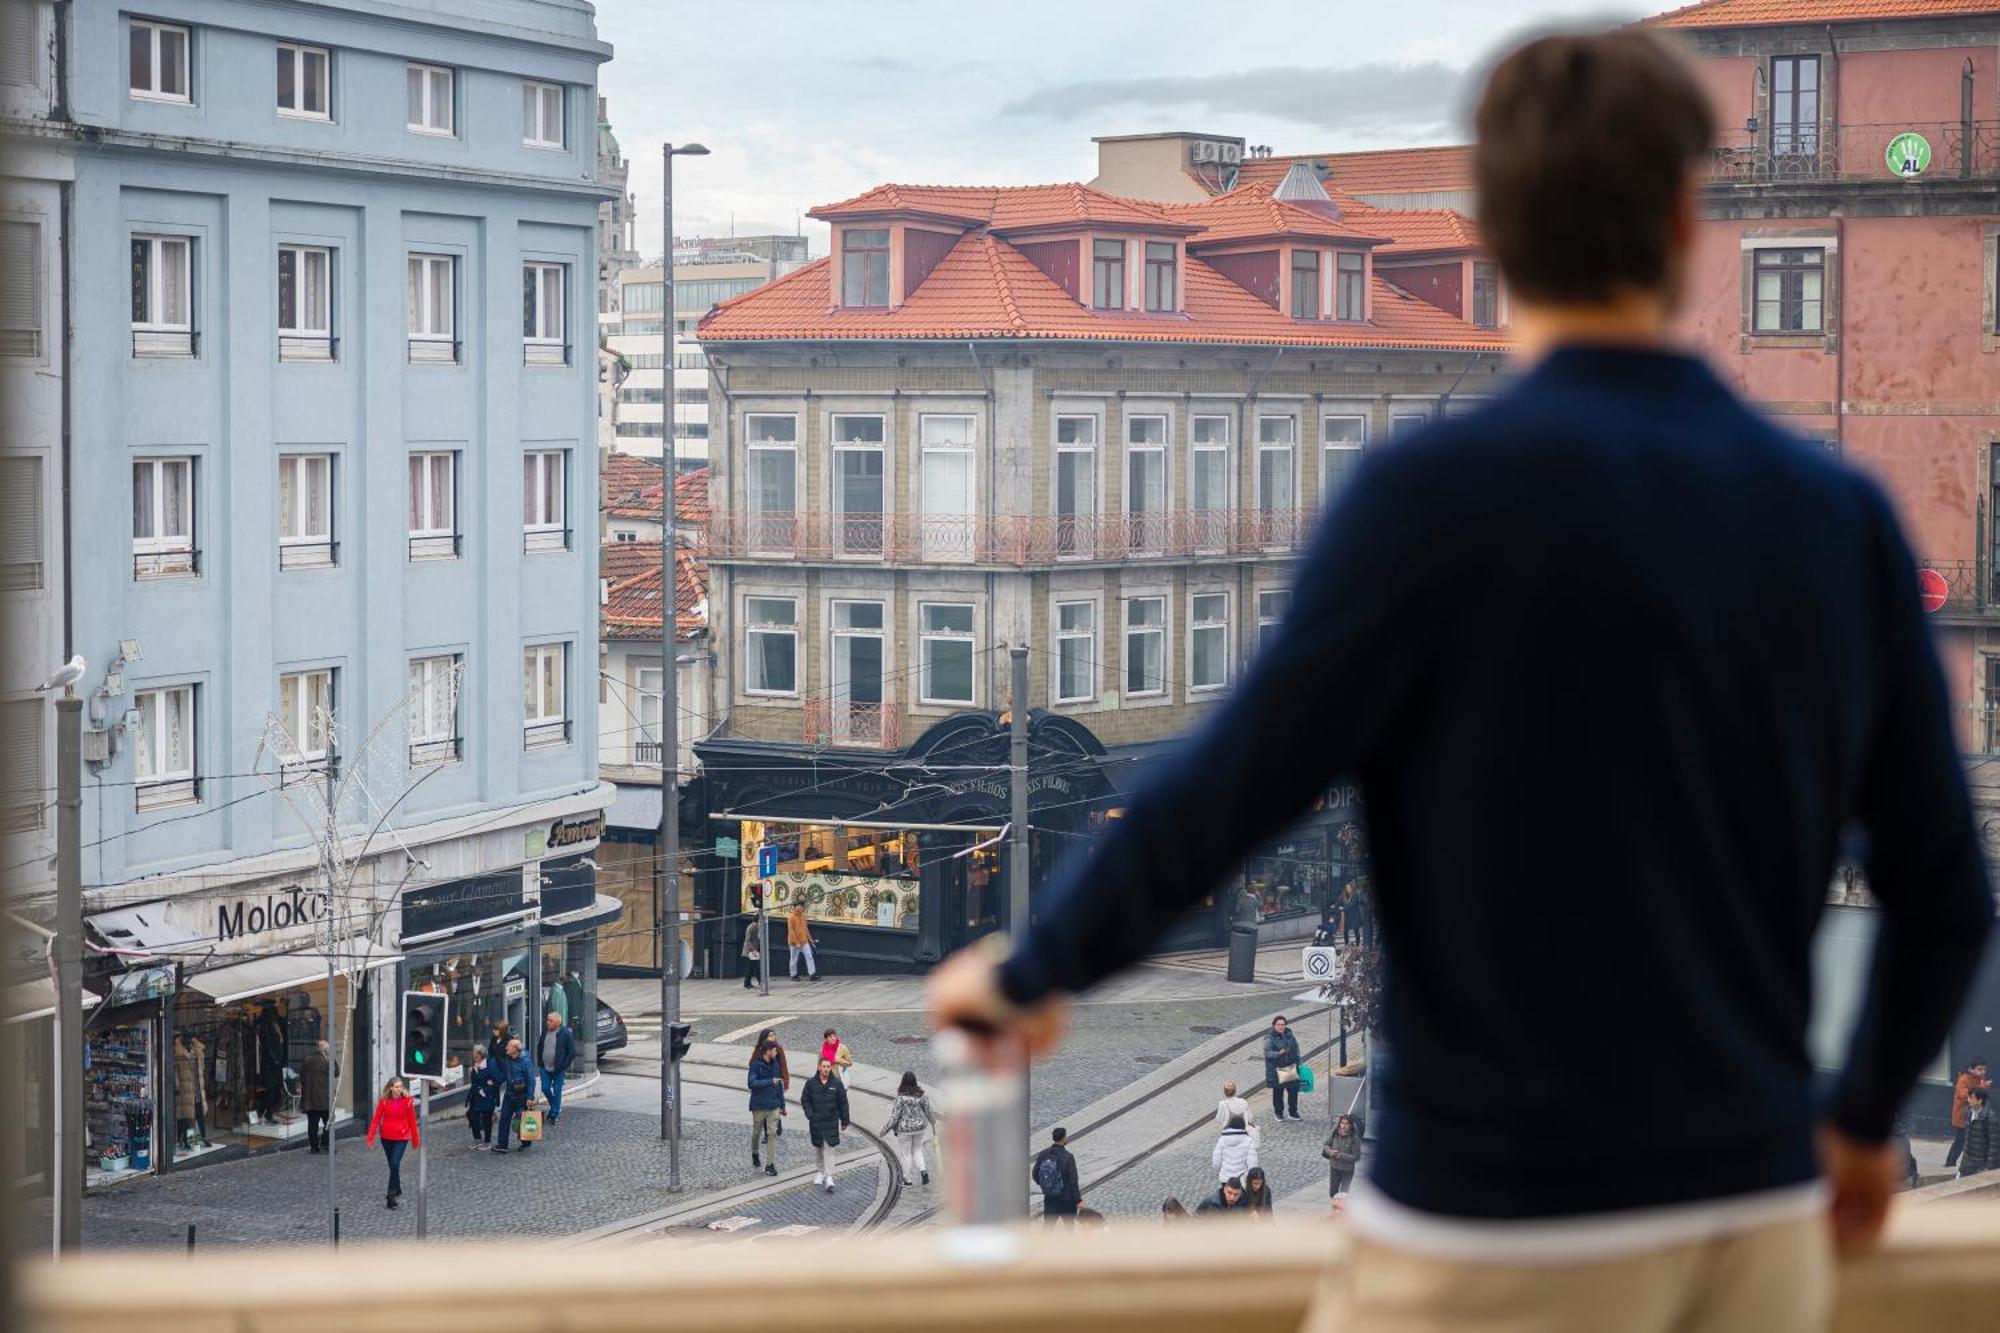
[539,892,624,936]
[86,901,203,957]
[184,941,400,1005]
[606,783,662,830]
[4,977,99,1025]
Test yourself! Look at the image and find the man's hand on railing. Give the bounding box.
[1819,1124,1902,1257]
[926,936,1068,1063]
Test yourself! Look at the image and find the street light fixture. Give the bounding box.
[659,141,708,1193]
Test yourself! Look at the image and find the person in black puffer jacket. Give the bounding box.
[800,1056,850,1194]
[1960,1087,1994,1178]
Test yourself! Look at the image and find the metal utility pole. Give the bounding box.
[415,1079,428,1238]
[658,141,708,1190]
[1007,646,1031,1214]
[54,694,82,1253]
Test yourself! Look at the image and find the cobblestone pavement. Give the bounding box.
[27,1107,747,1250]
[667,1158,885,1238]
[1082,1103,1348,1219]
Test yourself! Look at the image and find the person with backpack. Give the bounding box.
[748,1040,785,1176]
[799,1055,850,1193]
[881,1069,940,1187]
[1033,1126,1081,1222]
[1212,1112,1258,1184]
[1960,1087,1994,1179]
[751,1029,790,1135]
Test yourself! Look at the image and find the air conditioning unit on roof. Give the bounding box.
[1191,141,1220,164]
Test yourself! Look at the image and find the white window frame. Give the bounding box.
[744,595,800,697]
[277,452,334,569]
[133,684,197,810]
[131,234,193,355]
[1190,413,1231,554]
[279,668,335,764]
[522,80,564,149]
[407,253,457,362]
[1124,413,1168,554]
[1256,588,1290,656]
[1122,595,1167,699]
[275,41,330,120]
[1054,599,1098,706]
[831,413,886,557]
[1254,415,1297,545]
[129,19,190,104]
[407,450,457,559]
[276,243,333,359]
[1188,591,1229,693]
[1321,413,1367,504]
[523,261,567,364]
[745,413,799,553]
[1054,413,1099,559]
[829,600,888,743]
[406,62,454,136]
[918,602,977,707]
[407,654,462,760]
[1390,408,1431,439]
[523,642,569,746]
[523,448,567,552]
[918,413,976,560]
[132,455,195,578]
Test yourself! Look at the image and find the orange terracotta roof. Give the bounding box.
[1650,0,2000,28]
[1236,145,1474,198]
[603,543,708,640]
[811,182,1200,234]
[602,457,709,526]
[601,539,662,584]
[1357,207,1483,256]
[701,224,1510,352]
[1164,184,1391,247]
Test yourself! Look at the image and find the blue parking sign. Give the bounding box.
[758,843,779,878]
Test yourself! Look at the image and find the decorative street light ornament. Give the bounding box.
[1919,566,1950,614]
[1886,131,1931,178]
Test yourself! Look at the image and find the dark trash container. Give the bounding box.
[1227,926,1258,983]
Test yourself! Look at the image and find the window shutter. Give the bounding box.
[0,4,40,88]
[1,697,46,829]
[0,454,43,590]
[0,220,43,357]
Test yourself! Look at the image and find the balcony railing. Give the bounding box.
[709,509,1320,565]
[803,696,901,750]
[1916,560,1992,618]
[634,739,664,765]
[1707,120,2000,184]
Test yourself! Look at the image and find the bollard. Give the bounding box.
[333,1207,340,1248]
[935,1029,1027,1231]
[186,1223,194,1253]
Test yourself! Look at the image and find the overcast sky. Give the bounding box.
[594,1,1684,256]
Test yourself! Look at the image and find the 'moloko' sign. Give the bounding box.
[217,886,332,943]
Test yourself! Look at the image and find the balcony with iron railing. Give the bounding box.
[1707,120,2000,185]
[803,695,902,750]
[708,509,1320,566]
[1914,560,1997,625]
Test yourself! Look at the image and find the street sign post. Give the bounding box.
[758,843,779,879]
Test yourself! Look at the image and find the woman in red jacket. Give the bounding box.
[365,1077,421,1209]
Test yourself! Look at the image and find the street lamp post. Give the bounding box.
[658,141,708,1193]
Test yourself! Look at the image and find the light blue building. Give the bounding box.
[4,0,617,1185]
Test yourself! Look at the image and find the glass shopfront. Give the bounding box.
[168,972,352,1157]
[404,943,535,1086]
[539,933,598,1079]
[84,1017,156,1185]
[739,819,921,931]
[1239,787,1369,925]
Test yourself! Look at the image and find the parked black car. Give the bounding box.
[596,998,628,1056]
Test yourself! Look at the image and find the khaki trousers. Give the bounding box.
[1303,1214,1832,1333]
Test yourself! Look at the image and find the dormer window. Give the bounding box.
[1144,242,1176,312]
[842,229,889,308]
[1471,261,1499,328]
[1291,250,1320,320]
[1336,252,1366,321]
[1092,240,1125,310]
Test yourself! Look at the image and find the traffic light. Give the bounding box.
[748,882,764,910]
[400,991,448,1081]
[668,1022,693,1064]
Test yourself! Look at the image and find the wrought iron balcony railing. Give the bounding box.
[708,509,1320,565]
[1707,120,1999,184]
[803,696,901,750]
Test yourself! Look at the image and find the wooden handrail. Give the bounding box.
[17,1201,2000,1332]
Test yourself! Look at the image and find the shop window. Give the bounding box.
[540,934,598,1079]
[86,1021,155,1184]
[1055,600,1096,704]
[406,949,534,1087]
[920,602,976,705]
[739,818,920,932]
[745,596,798,695]
[1123,596,1166,698]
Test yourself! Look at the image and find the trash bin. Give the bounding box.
[1227,925,1258,983]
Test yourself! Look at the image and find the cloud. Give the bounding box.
[1001,62,1469,135]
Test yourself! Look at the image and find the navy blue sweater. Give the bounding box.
[1001,346,1993,1220]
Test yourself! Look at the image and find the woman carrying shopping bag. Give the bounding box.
[881,1069,941,1187]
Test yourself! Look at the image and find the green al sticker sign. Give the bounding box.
[1885,132,1931,178]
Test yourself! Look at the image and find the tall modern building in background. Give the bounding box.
[2,0,616,1191]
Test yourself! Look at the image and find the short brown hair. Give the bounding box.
[1473,29,1714,305]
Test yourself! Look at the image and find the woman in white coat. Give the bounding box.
[1211,1112,1258,1183]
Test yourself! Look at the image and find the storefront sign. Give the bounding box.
[547,812,606,854]
[215,886,332,945]
[949,772,1079,803]
[505,976,527,1001]
[401,872,529,942]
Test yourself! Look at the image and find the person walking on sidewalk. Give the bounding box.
[365,1077,419,1209]
[300,1039,332,1154]
[1323,1114,1360,1198]
[492,1038,536,1154]
[1216,1079,1255,1135]
[465,1045,498,1145]
[1243,1166,1275,1215]
[820,1027,853,1087]
[751,1029,791,1135]
[1946,1059,1990,1168]
[930,30,1994,1329]
[1960,1087,1994,1179]
[1213,1113,1259,1184]
[1263,1017,1302,1122]
[882,1069,940,1187]
[748,1040,785,1176]
[536,1011,576,1123]
[1195,1178,1246,1215]
[787,904,820,982]
[1033,1127,1081,1223]
[740,918,764,989]
[800,1056,851,1193]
